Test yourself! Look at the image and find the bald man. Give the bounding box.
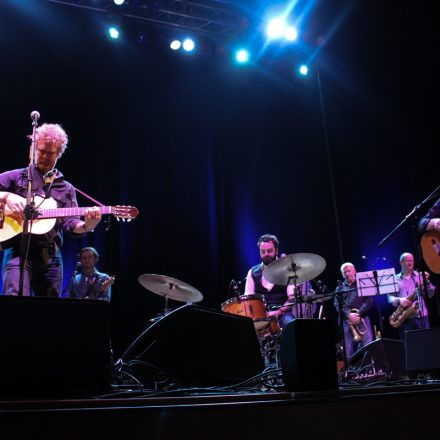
[388,252,436,340]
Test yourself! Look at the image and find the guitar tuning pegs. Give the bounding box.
[116,217,120,222]
[127,219,132,222]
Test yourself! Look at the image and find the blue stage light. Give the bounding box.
[108,27,120,39]
[299,64,308,76]
[235,49,249,63]
[285,26,298,41]
[266,17,286,39]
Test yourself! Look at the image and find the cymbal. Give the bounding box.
[263,253,326,286]
[138,274,203,303]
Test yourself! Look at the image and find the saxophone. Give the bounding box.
[389,288,419,329]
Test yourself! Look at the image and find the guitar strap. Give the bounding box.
[70,183,105,207]
[69,183,113,230]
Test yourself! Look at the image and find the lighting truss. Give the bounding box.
[44,0,250,40]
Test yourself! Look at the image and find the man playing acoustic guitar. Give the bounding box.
[0,123,102,297]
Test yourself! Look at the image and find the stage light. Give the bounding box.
[235,49,249,64]
[170,40,181,50]
[299,64,309,76]
[266,17,286,39]
[108,27,120,39]
[284,26,298,41]
[182,38,195,52]
[113,0,125,5]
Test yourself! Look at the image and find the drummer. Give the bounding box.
[244,234,315,328]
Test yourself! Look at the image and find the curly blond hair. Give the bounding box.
[36,123,68,156]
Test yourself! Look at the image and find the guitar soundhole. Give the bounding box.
[431,239,440,256]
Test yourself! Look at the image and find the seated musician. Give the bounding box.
[66,247,113,301]
[388,252,435,340]
[334,262,373,361]
[244,234,315,329]
[0,123,102,297]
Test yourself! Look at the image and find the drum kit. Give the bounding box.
[138,253,330,367]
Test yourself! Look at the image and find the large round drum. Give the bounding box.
[221,294,268,330]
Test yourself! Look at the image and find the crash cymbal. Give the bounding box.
[263,253,326,286]
[138,274,203,303]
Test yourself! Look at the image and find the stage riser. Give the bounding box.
[0,296,111,398]
[2,390,440,439]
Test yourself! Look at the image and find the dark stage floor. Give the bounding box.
[1,382,440,440]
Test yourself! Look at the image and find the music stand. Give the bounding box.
[356,268,400,335]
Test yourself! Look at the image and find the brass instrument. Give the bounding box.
[389,288,419,329]
[347,308,367,342]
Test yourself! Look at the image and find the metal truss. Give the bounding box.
[44,0,250,40]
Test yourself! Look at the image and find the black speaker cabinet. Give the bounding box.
[280,319,338,392]
[350,338,405,380]
[121,304,264,386]
[0,296,111,398]
[406,327,440,376]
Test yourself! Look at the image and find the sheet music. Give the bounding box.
[355,268,400,297]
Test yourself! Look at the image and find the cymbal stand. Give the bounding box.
[334,289,348,379]
[287,262,303,318]
[162,295,171,316]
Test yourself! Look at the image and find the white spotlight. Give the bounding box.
[182,38,195,51]
[113,0,125,5]
[285,26,298,41]
[266,18,286,39]
[170,40,181,50]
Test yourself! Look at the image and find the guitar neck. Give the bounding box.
[39,206,113,219]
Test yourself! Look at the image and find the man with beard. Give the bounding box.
[244,234,311,328]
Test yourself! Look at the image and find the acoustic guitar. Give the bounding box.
[0,195,138,243]
[420,230,440,274]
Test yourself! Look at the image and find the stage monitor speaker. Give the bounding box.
[0,296,111,398]
[280,319,338,392]
[406,328,440,376]
[121,304,264,387]
[350,338,405,380]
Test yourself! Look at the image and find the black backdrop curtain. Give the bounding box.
[1,1,438,354]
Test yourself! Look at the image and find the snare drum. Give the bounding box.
[221,294,268,330]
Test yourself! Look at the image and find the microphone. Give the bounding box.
[30,111,40,121]
[43,169,56,180]
[73,261,82,276]
[43,169,57,198]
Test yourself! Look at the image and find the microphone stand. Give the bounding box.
[378,185,440,247]
[63,262,81,297]
[378,185,440,322]
[18,111,40,296]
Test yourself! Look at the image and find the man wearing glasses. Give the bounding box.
[0,123,101,297]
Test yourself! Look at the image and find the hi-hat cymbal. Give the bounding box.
[263,253,326,286]
[289,294,333,305]
[138,274,203,303]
